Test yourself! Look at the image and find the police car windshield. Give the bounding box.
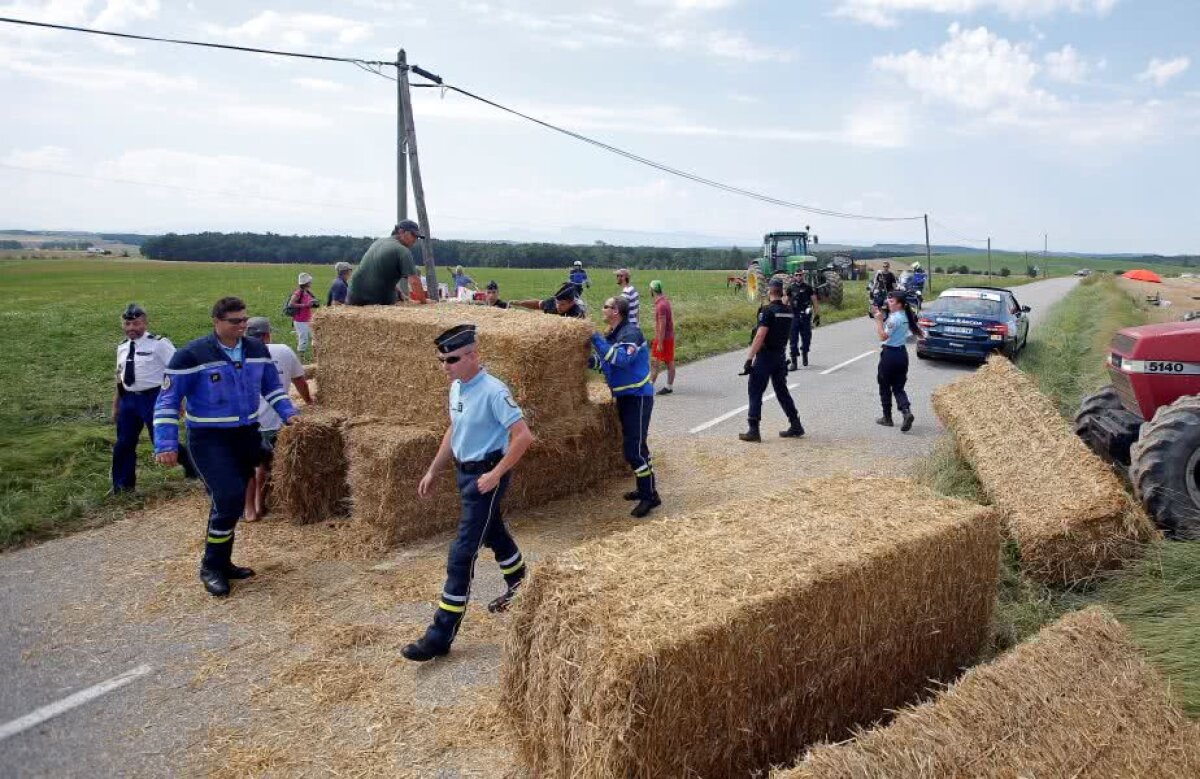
[925,293,1005,318]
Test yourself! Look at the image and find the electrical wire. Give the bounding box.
[929,218,988,245]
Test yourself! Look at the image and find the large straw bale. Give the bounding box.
[779,607,1200,779]
[932,356,1154,584]
[502,478,1002,779]
[270,407,349,524]
[313,305,592,430]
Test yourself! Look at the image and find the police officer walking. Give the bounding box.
[740,279,805,442]
[404,324,534,662]
[111,303,175,494]
[153,297,298,597]
[590,296,660,518]
[785,271,819,370]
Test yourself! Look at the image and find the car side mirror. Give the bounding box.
[1021,305,1031,313]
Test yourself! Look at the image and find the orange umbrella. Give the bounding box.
[1122,269,1162,283]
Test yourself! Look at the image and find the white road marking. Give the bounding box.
[0,664,152,743]
[689,383,798,434]
[819,350,876,375]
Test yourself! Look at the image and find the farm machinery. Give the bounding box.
[1074,321,1200,539]
[739,230,852,309]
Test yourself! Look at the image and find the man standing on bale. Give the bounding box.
[739,278,805,442]
[153,297,298,597]
[405,324,534,662]
[512,283,586,318]
[348,221,423,305]
[590,296,660,519]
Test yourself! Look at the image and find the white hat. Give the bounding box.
[573,260,583,267]
[911,262,921,270]
[298,272,313,285]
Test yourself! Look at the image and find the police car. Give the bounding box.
[916,287,1031,363]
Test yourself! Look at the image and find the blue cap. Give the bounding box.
[435,324,476,354]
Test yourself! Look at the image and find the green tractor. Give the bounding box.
[746,230,845,308]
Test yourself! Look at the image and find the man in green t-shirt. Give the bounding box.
[348,220,423,305]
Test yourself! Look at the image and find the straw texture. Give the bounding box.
[932,356,1155,584]
[779,607,1200,779]
[270,408,349,525]
[313,305,593,431]
[502,477,1002,779]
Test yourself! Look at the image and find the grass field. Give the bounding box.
[901,250,1196,279]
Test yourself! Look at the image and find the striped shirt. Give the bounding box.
[622,284,640,327]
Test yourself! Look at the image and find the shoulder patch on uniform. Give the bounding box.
[503,394,519,409]
[147,333,160,339]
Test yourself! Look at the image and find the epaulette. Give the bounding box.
[146,333,160,339]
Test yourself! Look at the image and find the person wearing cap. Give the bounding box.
[590,295,660,518]
[648,280,675,395]
[348,221,422,306]
[614,268,640,327]
[484,280,509,309]
[243,317,312,521]
[451,265,476,298]
[111,303,177,494]
[512,282,586,318]
[403,324,534,662]
[739,279,805,442]
[568,260,589,298]
[785,270,818,370]
[287,272,319,358]
[154,296,298,597]
[327,262,353,306]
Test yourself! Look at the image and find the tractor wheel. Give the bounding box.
[1129,395,1200,540]
[823,271,844,308]
[747,266,766,302]
[1073,386,1124,459]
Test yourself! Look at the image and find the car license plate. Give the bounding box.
[944,326,974,336]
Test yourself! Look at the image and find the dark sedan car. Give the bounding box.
[916,287,1031,363]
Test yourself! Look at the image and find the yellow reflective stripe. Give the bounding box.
[438,601,466,614]
[500,560,525,576]
[612,374,651,392]
[634,466,653,476]
[206,535,233,544]
[185,413,240,423]
[605,346,616,361]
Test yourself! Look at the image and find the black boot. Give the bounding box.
[199,563,230,597]
[631,492,661,519]
[779,419,805,438]
[488,577,524,613]
[788,356,798,372]
[623,490,641,501]
[900,409,915,432]
[802,352,809,367]
[224,537,255,580]
[401,636,450,662]
[876,414,894,427]
[738,424,761,442]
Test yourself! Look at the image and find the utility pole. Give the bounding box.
[396,49,407,224]
[924,214,932,291]
[987,237,991,277]
[398,58,438,299]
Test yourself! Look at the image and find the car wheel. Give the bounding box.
[916,350,928,360]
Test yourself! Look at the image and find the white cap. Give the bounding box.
[298,272,313,285]
[573,260,583,267]
[911,262,921,270]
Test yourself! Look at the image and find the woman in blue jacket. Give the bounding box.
[590,295,660,518]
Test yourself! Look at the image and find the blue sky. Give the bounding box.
[1,0,1196,253]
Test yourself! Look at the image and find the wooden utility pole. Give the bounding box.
[398,57,438,299]
[396,49,407,224]
[924,214,933,290]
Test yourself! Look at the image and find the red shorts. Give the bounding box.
[651,338,675,364]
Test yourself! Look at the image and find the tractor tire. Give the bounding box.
[1074,385,1124,460]
[1129,394,1200,540]
[823,271,844,309]
[748,266,766,302]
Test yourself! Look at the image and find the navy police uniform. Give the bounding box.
[785,279,816,368]
[590,318,659,515]
[154,333,296,594]
[419,325,526,655]
[743,289,803,439]
[112,325,176,492]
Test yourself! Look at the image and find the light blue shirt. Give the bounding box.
[448,369,523,462]
[219,338,244,363]
[883,311,909,348]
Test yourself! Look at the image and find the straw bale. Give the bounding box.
[502,477,1002,779]
[313,304,593,430]
[931,356,1155,584]
[270,407,349,525]
[779,607,1200,779]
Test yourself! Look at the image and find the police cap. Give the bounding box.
[122,303,146,320]
[435,323,476,354]
[553,283,576,302]
[767,277,785,290]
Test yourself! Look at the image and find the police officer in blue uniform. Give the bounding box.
[112,303,176,493]
[590,296,660,518]
[403,324,535,662]
[740,279,805,442]
[153,297,297,597]
[785,272,819,371]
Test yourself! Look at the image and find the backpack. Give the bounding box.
[282,288,301,318]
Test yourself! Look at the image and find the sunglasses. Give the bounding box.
[438,354,464,365]
[221,316,250,325]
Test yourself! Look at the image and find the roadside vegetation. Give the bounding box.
[915,274,1200,717]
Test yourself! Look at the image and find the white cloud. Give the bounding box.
[873,24,1053,115]
[209,11,373,48]
[1044,44,1091,83]
[841,101,914,148]
[2,53,199,91]
[292,77,345,92]
[1138,56,1189,87]
[834,0,1117,28]
[2,145,74,172]
[92,0,159,29]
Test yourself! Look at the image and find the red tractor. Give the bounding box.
[1074,321,1200,539]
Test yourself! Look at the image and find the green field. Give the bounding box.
[909,250,1195,279]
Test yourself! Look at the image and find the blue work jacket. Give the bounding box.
[153,333,296,454]
[590,320,653,397]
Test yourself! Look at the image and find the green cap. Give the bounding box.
[649,279,663,294]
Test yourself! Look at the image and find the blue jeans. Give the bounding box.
[877,346,911,416]
[747,351,798,426]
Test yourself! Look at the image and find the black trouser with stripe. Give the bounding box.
[187,425,262,570]
[747,351,799,427]
[877,345,911,417]
[425,463,523,650]
[616,394,655,499]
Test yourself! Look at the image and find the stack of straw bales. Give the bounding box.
[503,477,1002,778]
[778,607,1200,778]
[932,356,1154,584]
[270,407,349,524]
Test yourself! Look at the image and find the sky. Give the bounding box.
[1,0,1197,254]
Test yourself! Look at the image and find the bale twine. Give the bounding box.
[271,408,349,525]
[312,305,592,431]
[502,477,1002,779]
[931,355,1155,584]
[778,607,1200,778]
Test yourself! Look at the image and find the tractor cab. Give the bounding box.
[748,230,819,300]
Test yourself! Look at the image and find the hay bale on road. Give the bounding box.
[778,607,1200,779]
[932,356,1154,584]
[271,408,349,525]
[313,305,592,430]
[502,478,1001,779]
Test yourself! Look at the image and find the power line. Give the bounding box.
[0,16,393,66]
[929,218,987,245]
